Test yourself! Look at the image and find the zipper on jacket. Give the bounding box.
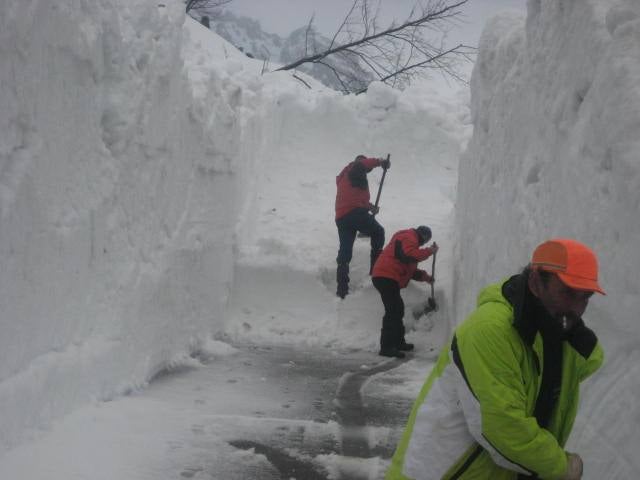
[448,444,483,479]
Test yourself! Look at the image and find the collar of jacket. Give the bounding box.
[501,271,564,346]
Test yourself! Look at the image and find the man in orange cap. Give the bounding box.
[386,238,604,480]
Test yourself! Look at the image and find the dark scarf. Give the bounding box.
[502,272,564,429]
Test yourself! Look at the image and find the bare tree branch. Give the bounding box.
[328,0,359,51]
[185,0,233,15]
[292,73,312,89]
[276,0,474,94]
[304,14,316,57]
[355,43,467,94]
[317,61,352,93]
[278,0,467,70]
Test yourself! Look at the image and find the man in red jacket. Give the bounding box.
[371,226,438,358]
[335,155,390,299]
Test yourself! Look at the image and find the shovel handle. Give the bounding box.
[372,154,390,215]
[430,251,436,299]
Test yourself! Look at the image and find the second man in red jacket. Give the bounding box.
[371,226,438,358]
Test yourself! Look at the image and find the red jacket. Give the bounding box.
[371,229,434,288]
[335,157,382,219]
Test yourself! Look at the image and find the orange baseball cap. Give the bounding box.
[531,238,605,294]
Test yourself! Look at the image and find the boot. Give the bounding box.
[398,323,413,350]
[379,347,406,358]
[336,263,350,299]
[399,341,414,351]
[379,327,405,358]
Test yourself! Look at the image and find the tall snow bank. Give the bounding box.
[455,0,640,477]
[0,0,281,451]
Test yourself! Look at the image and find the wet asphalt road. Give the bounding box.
[149,343,420,480]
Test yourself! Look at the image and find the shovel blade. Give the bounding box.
[428,297,437,310]
[412,298,437,320]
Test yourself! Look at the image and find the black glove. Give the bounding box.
[380,158,391,169]
[412,270,433,283]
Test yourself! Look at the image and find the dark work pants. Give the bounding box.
[335,207,385,266]
[335,208,384,297]
[372,276,405,350]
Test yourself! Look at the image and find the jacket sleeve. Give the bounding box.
[398,235,434,263]
[360,157,382,170]
[411,269,427,281]
[577,341,603,382]
[454,308,568,479]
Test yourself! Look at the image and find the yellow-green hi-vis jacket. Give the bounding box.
[386,274,604,480]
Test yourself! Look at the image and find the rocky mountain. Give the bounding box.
[199,11,373,93]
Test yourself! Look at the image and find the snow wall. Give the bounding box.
[455,0,640,477]
[0,0,272,451]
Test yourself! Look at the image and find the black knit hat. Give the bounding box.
[416,226,432,243]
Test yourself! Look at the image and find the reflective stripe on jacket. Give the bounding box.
[386,277,604,480]
[371,229,434,288]
[335,157,380,219]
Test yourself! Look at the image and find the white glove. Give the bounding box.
[562,453,583,480]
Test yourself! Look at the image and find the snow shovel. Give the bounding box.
[358,153,390,239]
[412,251,437,320]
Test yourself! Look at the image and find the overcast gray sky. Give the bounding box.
[226,0,526,47]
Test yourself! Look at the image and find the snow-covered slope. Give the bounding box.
[456,0,640,476]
